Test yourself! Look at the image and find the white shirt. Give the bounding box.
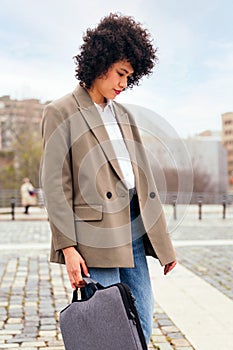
[94,101,135,190]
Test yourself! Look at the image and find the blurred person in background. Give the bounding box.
[20,177,37,214]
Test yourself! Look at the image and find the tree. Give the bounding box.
[0,123,43,189]
[191,159,216,193]
[0,151,17,189]
[13,128,43,188]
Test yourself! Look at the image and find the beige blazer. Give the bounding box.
[41,85,176,267]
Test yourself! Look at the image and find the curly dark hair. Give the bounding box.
[74,13,158,89]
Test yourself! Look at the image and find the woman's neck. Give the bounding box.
[86,86,106,105]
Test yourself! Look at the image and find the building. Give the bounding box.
[195,129,221,141]
[0,95,49,150]
[222,112,233,192]
[184,138,228,194]
[142,133,228,196]
[128,104,228,197]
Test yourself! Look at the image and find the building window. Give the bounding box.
[225,130,233,135]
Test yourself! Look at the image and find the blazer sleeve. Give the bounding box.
[41,103,77,251]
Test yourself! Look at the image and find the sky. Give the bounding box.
[0,0,232,137]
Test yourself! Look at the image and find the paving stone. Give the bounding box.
[151,335,168,343]
[166,332,184,339]
[57,333,63,341]
[155,313,169,319]
[38,330,57,337]
[8,305,23,311]
[157,319,173,326]
[6,338,32,344]
[22,327,38,335]
[7,318,22,324]
[0,344,20,348]
[155,344,173,350]
[40,318,56,325]
[151,328,163,336]
[4,324,23,330]
[25,316,39,324]
[47,340,64,347]
[171,338,192,347]
[20,340,46,347]
[40,325,56,331]
[10,335,37,343]
[24,302,37,307]
[0,335,13,341]
[8,314,23,320]
[0,330,21,335]
[0,302,8,307]
[0,308,7,319]
[161,326,179,333]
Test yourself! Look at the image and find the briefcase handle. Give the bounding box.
[83,277,97,284]
[72,277,104,302]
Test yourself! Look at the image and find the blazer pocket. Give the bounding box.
[74,204,103,221]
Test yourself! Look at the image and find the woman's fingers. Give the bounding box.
[164,261,177,275]
[62,247,89,288]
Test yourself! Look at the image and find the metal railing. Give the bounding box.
[0,188,232,221]
[161,191,233,205]
[0,188,44,208]
[0,189,232,208]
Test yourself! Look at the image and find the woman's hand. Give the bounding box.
[164,261,177,275]
[62,247,89,289]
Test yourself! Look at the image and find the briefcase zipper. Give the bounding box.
[116,283,148,350]
[129,310,137,325]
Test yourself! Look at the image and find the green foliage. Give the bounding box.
[0,164,18,189]
[0,125,43,189]
[13,129,43,187]
[0,150,14,159]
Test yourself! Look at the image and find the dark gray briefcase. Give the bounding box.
[60,278,148,350]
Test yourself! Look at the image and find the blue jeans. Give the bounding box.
[88,193,154,344]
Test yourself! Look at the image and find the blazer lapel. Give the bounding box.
[72,86,125,183]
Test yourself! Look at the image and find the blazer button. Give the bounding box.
[150,191,156,199]
[106,192,112,199]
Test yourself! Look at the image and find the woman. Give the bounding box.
[41,13,176,344]
[20,177,37,214]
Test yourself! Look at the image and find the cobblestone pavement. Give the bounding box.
[171,217,233,302]
[176,245,233,300]
[2,206,233,349]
